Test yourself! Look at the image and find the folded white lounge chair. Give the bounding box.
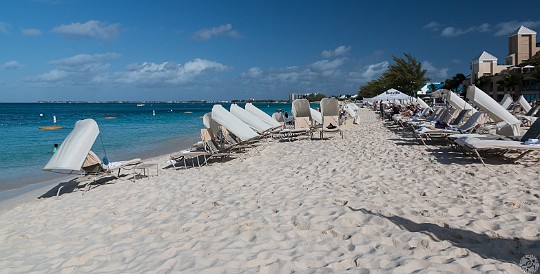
[499,94,513,110]
[446,90,477,116]
[212,104,261,144]
[466,85,521,137]
[344,103,360,123]
[43,119,142,196]
[230,103,274,134]
[245,103,282,130]
[310,108,323,126]
[517,95,532,113]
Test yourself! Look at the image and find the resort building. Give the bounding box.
[470,26,540,102]
[288,92,322,101]
[506,26,540,66]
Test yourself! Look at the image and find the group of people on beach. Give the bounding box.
[373,100,429,121]
[272,109,293,125]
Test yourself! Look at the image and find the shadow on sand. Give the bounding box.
[38,176,121,199]
[347,207,539,265]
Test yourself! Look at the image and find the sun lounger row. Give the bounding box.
[167,98,348,169]
[385,85,540,166]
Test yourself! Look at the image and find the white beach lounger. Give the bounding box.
[320,97,343,139]
[414,111,488,145]
[453,116,540,166]
[43,119,142,196]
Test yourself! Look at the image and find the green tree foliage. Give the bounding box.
[427,83,438,92]
[496,72,522,92]
[474,75,491,90]
[526,66,540,81]
[385,54,430,96]
[358,53,430,98]
[358,78,389,98]
[522,52,540,66]
[442,73,466,92]
[305,93,326,101]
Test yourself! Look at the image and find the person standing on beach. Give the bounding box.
[51,144,58,153]
[379,101,385,120]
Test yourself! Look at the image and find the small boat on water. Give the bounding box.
[39,115,63,130]
[137,104,145,107]
[184,111,193,114]
[39,126,63,130]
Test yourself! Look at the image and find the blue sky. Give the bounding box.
[1,0,539,102]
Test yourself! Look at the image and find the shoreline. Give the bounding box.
[0,133,200,211]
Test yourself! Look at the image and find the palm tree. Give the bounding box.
[497,72,523,95]
[428,83,438,92]
[384,53,430,97]
[530,66,540,81]
[474,75,491,91]
[443,73,467,93]
[359,53,430,98]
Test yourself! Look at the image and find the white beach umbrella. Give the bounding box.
[499,94,513,110]
[310,108,323,124]
[467,86,520,136]
[245,103,281,128]
[344,103,358,119]
[211,105,259,142]
[43,119,99,173]
[416,97,430,109]
[230,104,273,134]
[517,95,532,113]
[202,112,221,135]
[446,90,477,114]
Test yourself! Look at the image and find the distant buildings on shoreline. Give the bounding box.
[469,25,540,102]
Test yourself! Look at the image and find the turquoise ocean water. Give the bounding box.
[0,102,293,193]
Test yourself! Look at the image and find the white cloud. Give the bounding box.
[241,67,263,78]
[31,53,120,85]
[52,20,119,41]
[21,28,42,36]
[0,22,11,33]
[422,61,449,80]
[494,20,540,36]
[35,69,72,82]
[360,61,388,81]
[423,21,442,32]
[3,61,21,70]
[426,20,540,37]
[116,58,229,85]
[31,54,228,87]
[50,53,120,66]
[321,46,351,58]
[192,24,241,41]
[440,23,490,37]
[241,57,346,84]
[310,58,345,76]
[269,67,315,82]
[424,22,491,37]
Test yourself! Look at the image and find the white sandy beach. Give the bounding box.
[0,108,538,273]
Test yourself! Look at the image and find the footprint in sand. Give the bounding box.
[110,223,135,235]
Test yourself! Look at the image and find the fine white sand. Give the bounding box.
[0,108,538,273]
